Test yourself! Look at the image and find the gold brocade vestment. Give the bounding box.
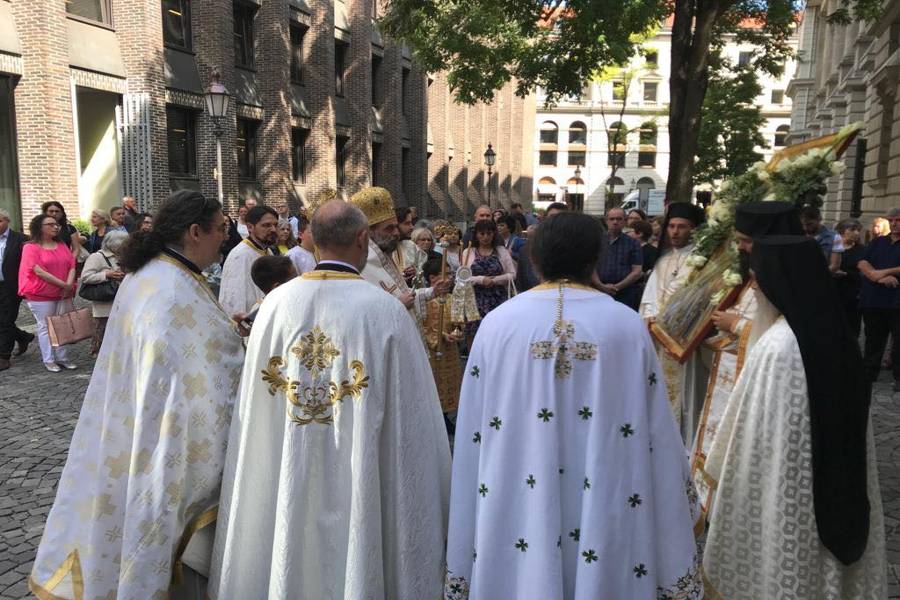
[423,298,461,413]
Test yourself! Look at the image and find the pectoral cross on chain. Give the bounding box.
[530,319,598,379]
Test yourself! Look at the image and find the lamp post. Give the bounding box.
[573,165,582,211]
[484,143,496,207]
[204,68,230,206]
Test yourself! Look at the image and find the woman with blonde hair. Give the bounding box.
[80,230,128,356]
[85,209,112,253]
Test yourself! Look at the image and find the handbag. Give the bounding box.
[47,307,94,347]
[79,254,120,302]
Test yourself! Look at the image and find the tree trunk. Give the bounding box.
[667,0,729,205]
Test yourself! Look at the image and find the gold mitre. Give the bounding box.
[305,187,338,218]
[350,187,395,226]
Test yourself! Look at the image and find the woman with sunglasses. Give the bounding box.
[18,214,78,372]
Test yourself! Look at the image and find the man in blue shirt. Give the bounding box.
[800,205,843,273]
[596,207,643,310]
[858,207,900,389]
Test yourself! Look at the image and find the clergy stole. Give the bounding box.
[423,297,462,413]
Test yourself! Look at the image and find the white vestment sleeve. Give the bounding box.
[639,268,660,318]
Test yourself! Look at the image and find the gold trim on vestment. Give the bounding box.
[300,270,363,281]
[171,505,218,586]
[241,238,268,256]
[532,280,599,293]
[701,567,725,600]
[28,549,84,600]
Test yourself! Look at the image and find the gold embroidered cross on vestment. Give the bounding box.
[529,281,598,378]
[262,326,369,426]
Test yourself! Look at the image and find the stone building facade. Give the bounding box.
[0,0,534,230]
[787,0,900,223]
[533,24,797,215]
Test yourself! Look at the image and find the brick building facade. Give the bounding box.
[0,0,534,230]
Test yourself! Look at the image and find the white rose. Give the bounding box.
[751,161,768,172]
[756,169,770,182]
[710,201,730,221]
[710,290,727,305]
[830,161,847,175]
[687,255,708,268]
[724,272,743,287]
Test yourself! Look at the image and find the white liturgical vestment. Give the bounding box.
[285,244,317,275]
[209,269,451,600]
[219,239,270,316]
[29,254,244,600]
[703,316,886,599]
[360,240,432,321]
[444,283,702,599]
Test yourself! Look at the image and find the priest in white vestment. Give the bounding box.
[219,205,279,317]
[29,191,244,600]
[704,236,886,598]
[209,200,451,600]
[349,187,447,321]
[639,202,705,433]
[445,213,702,599]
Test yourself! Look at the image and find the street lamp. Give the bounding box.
[484,143,496,207]
[573,165,582,211]
[204,68,230,206]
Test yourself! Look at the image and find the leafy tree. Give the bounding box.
[693,57,768,186]
[381,0,874,206]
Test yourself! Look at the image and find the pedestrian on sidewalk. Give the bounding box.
[0,209,34,372]
[80,230,127,356]
[18,213,77,372]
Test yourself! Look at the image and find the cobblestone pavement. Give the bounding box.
[0,304,899,599]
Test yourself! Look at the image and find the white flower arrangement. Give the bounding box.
[680,121,864,307]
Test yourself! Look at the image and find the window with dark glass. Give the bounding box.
[336,135,349,187]
[645,50,658,68]
[67,0,111,24]
[237,118,258,179]
[643,81,658,102]
[163,0,191,49]
[612,81,626,102]
[569,122,587,145]
[774,125,790,147]
[401,67,411,116]
[738,51,752,67]
[290,24,307,84]
[371,54,383,107]
[540,122,558,145]
[335,40,349,97]
[638,122,657,167]
[567,151,585,167]
[233,3,256,69]
[372,142,382,186]
[539,151,556,166]
[292,128,308,184]
[608,152,626,167]
[166,106,197,177]
[771,89,784,104]
[0,77,21,231]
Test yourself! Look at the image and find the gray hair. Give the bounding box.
[101,230,129,254]
[835,218,862,233]
[887,207,900,219]
[311,200,368,250]
[411,227,433,243]
[0,208,10,221]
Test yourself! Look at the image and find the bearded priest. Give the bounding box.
[703,236,886,598]
[208,200,451,599]
[444,213,702,599]
[219,205,279,317]
[29,191,244,599]
[350,187,448,321]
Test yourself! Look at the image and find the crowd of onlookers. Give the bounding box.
[3,194,898,381]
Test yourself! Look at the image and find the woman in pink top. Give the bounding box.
[19,214,77,372]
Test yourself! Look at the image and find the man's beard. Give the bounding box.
[372,231,398,254]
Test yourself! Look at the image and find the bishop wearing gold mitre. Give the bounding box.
[349,187,448,321]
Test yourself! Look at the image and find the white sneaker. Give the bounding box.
[44,362,62,373]
[58,362,78,370]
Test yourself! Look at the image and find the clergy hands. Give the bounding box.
[399,291,415,308]
[403,266,417,279]
[711,311,739,333]
[231,313,252,337]
[433,278,451,297]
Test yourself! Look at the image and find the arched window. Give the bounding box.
[638,122,657,167]
[775,124,790,147]
[636,176,655,202]
[569,121,587,145]
[606,176,625,206]
[607,176,624,187]
[539,121,559,166]
[568,121,587,166]
[608,122,627,167]
[537,176,557,204]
